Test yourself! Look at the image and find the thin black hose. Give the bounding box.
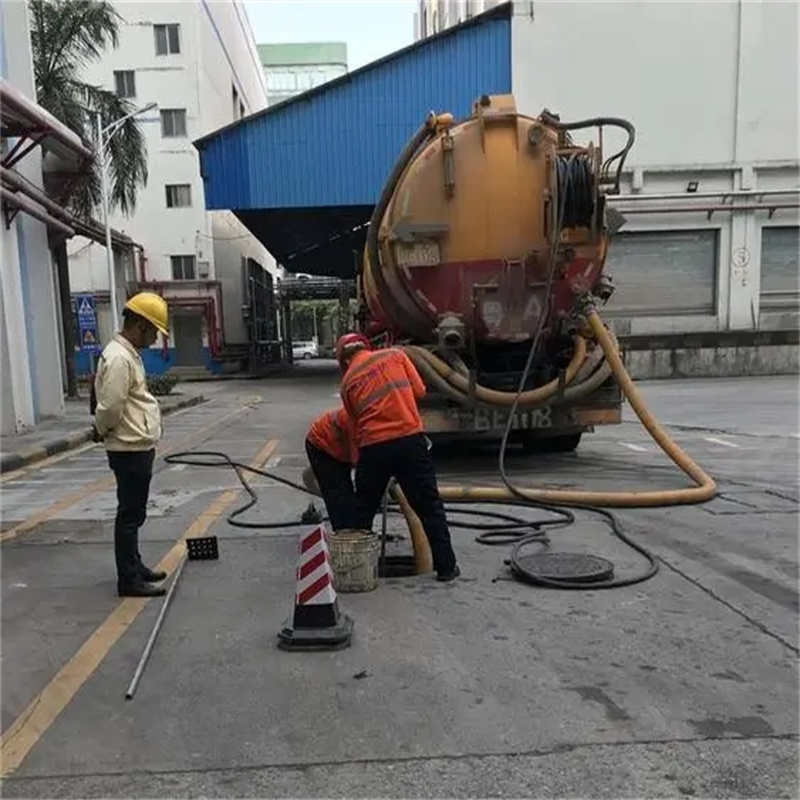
[162,451,560,538]
[493,151,659,590]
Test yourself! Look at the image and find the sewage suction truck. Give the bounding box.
[355,93,636,453]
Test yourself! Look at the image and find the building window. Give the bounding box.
[760,225,800,311]
[171,255,196,280]
[239,101,245,119]
[154,23,180,55]
[603,229,719,316]
[165,184,192,208]
[114,70,136,98]
[160,109,187,137]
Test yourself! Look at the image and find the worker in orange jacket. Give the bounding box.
[335,333,460,582]
[305,406,359,531]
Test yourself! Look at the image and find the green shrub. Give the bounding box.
[147,373,177,396]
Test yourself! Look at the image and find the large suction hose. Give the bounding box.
[403,328,617,410]
[437,307,717,508]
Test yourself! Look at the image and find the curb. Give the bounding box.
[0,394,207,475]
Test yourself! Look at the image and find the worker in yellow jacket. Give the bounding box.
[93,292,170,597]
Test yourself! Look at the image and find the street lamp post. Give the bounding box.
[95,102,157,332]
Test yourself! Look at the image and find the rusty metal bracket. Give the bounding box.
[2,197,20,229]
[390,218,449,244]
[442,131,455,199]
[1,130,47,170]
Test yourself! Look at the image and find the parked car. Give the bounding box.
[292,340,318,360]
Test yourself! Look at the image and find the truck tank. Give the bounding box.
[357,94,636,447]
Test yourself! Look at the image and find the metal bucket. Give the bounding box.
[328,529,380,593]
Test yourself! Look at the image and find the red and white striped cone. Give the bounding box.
[277,522,354,651]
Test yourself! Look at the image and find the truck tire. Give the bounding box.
[521,432,582,454]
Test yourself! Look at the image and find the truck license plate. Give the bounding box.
[443,407,556,432]
[395,241,440,268]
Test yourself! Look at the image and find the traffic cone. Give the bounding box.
[277,520,354,651]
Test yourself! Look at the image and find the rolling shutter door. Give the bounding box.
[760,226,799,310]
[602,229,718,316]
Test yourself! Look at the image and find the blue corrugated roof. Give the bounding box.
[195,3,512,210]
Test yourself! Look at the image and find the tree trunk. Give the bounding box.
[54,241,78,398]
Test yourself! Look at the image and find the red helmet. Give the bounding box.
[335,332,369,364]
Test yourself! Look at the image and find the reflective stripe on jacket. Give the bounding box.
[340,347,426,448]
[307,407,359,464]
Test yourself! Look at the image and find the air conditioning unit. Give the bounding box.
[197,260,210,278]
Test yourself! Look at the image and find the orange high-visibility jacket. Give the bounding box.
[340,347,426,448]
[306,407,359,464]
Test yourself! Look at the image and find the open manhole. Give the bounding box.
[511,552,614,584]
[378,554,417,578]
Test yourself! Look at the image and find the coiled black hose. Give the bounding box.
[557,154,595,229]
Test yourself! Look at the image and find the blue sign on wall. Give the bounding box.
[75,293,101,355]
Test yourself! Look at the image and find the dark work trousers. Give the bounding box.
[107,449,155,585]
[305,439,356,531]
[354,433,457,575]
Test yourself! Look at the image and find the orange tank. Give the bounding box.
[359,94,633,350]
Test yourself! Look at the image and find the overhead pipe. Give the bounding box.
[613,204,799,215]
[0,78,93,163]
[1,165,74,223]
[608,187,799,203]
[1,186,75,237]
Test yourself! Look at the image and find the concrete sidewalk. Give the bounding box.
[0,391,206,474]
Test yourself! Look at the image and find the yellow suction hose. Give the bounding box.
[436,308,718,508]
[303,305,716,577]
[302,467,434,573]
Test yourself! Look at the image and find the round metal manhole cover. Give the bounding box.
[513,552,614,584]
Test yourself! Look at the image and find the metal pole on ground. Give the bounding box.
[125,552,188,700]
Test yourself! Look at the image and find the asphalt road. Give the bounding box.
[1,366,798,798]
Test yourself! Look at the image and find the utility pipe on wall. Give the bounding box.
[1,187,75,237]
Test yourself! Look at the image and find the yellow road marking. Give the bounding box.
[0,437,279,778]
[0,399,260,544]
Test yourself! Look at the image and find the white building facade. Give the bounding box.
[258,42,348,108]
[415,0,800,338]
[69,0,279,375]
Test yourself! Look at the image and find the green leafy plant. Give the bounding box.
[147,374,177,396]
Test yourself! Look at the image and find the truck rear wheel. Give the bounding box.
[520,432,582,454]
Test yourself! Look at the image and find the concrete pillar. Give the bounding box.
[1,0,65,431]
[0,221,36,433]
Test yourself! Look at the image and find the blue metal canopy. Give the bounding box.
[194,3,512,277]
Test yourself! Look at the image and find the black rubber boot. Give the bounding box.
[139,564,167,583]
[436,565,461,583]
[118,580,166,598]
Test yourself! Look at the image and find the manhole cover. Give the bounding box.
[512,552,614,584]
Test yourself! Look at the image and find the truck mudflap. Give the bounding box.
[419,384,623,437]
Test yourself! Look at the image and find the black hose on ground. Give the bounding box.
[490,149,658,590]
[163,447,658,590]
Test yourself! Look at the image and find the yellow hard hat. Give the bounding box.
[124,292,169,335]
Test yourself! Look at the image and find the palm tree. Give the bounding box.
[28,0,150,397]
[29,0,149,219]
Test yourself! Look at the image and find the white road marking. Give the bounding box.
[266,456,282,469]
[704,436,739,448]
[621,443,650,453]
[170,464,187,472]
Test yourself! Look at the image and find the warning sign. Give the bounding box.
[75,293,101,355]
[77,296,94,317]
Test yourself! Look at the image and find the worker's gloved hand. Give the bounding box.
[90,424,103,443]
